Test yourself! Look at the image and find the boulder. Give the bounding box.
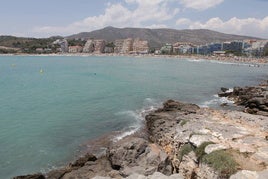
[107,137,148,170]
[221,87,229,92]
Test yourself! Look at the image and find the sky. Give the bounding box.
[0,0,268,38]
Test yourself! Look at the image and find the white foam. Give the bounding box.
[187,59,205,63]
[226,88,234,93]
[200,94,234,108]
[113,126,139,141]
[205,60,252,66]
[113,98,160,141]
[187,58,254,66]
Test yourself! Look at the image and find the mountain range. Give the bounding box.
[67,26,259,48]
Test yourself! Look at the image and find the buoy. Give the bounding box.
[39,69,43,73]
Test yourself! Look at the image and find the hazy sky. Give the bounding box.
[0,0,268,38]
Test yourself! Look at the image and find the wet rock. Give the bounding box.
[221,87,229,92]
[219,82,268,116]
[13,174,45,179]
[220,103,228,107]
[69,153,97,168]
[158,100,200,113]
[46,168,71,179]
[218,92,232,97]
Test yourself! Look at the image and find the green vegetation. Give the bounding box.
[225,50,242,56]
[195,142,214,160]
[68,39,86,46]
[178,142,237,178]
[178,143,194,161]
[180,119,189,126]
[105,42,115,48]
[0,48,18,54]
[202,150,238,178]
[0,36,61,54]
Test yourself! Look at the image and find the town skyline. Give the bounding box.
[0,0,268,39]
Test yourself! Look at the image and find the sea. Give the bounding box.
[0,55,267,179]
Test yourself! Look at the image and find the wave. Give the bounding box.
[200,93,234,108]
[207,60,252,66]
[186,58,255,66]
[186,59,206,63]
[113,98,161,141]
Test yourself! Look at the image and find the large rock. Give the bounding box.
[218,82,268,116]
[107,137,148,170]
[61,157,113,179]
[159,100,200,113]
[107,136,173,177]
[69,153,97,168]
[13,174,45,179]
[230,169,268,179]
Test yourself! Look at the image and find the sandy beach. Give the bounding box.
[2,52,268,65]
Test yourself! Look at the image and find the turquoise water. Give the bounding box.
[0,55,267,178]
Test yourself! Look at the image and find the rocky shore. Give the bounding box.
[219,81,268,116]
[14,96,268,179]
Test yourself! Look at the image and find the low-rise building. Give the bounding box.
[213,51,226,56]
[69,46,83,53]
[35,48,44,53]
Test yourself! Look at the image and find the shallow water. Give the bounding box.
[0,55,267,178]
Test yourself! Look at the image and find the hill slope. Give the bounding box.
[67,26,258,48]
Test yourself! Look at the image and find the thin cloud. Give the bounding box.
[179,0,224,10]
[176,16,268,38]
[33,1,178,37]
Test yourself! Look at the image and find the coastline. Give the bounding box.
[14,82,268,179]
[1,52,268,65]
